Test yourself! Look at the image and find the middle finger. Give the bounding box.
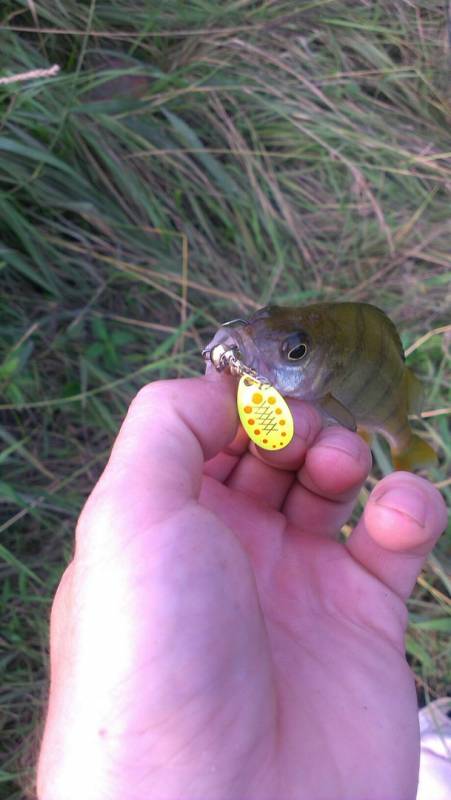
[283,425,372,536]
[225,401,323,509]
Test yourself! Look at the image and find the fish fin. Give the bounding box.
[318,393,356,431]
[357,427,374,446]
[392,433,437,471]
[405,367,425,416]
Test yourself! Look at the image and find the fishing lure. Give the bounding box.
[203,343,294,451]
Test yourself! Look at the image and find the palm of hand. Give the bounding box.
[144,455,416,800]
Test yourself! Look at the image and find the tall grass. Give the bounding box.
[0,2,450,797]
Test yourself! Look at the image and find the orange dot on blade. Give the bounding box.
[272,444,277,448]
[248,418,255,425]
[268,396,276,405]
[254,429,261,435]
[275,408,282,415]
[281,431,287,437]
[279,419,286,425]
[252,392,263,404]
[262,438,268,443]
[244,405,252,414]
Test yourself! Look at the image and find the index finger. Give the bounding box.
[77,375,239,547]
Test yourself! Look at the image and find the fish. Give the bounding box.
[205,302,437,471]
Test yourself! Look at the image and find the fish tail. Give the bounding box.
[392,433,437,471]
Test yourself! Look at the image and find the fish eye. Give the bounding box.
[281,332,309,361]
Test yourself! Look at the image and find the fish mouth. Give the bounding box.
[203,320,258,373]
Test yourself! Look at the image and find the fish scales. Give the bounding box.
[205,301,437,471]
[339,306,404,424]
[320,304,385,420]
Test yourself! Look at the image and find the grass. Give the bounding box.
[0,1,450,797]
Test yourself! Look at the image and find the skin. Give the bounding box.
[37,374,447,800]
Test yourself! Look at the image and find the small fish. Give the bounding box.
[205,302,437,471]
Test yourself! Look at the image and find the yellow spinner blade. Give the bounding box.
[237,375,294,450]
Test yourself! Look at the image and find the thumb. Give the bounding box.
[76,375,238,558]
[346,472,448,599]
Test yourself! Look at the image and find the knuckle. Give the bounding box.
[132,379,170,408]
[76,481,122,543]
[129,379,183,424]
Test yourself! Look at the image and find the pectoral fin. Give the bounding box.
[318,393,356,431]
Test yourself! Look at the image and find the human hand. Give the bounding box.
[37,376,447,800]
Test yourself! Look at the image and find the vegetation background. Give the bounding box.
[0,2,450,797]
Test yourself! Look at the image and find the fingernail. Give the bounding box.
[375,486,428,528]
